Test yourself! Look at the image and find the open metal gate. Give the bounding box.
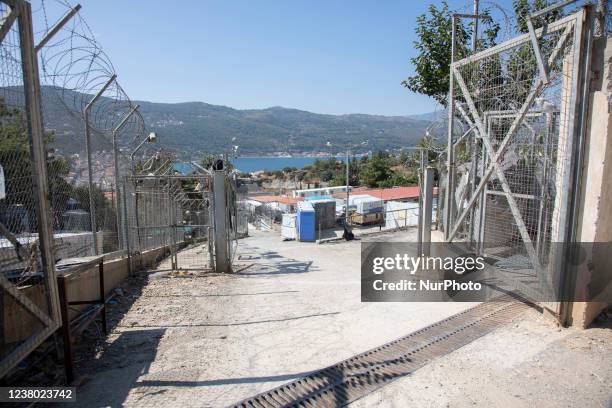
[442,7,592,313]
[125,174,213,272]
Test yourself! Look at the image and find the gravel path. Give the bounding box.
[71,229,611,407]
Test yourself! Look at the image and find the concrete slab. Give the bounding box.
[351,309,612,407]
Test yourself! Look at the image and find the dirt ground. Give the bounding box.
[69,228,612,407]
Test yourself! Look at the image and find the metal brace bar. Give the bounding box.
[453,13,488,19]
[531,0,578,19]
[34,3,81,53]
[526,17,550,84]
[130,175,210,180]
[0,325,55,379]
[455,102,476,130]
[454,125,476,147]
[486,190,539,200]
[487,110,544,162]
[484,110,542,117]
[0,4,17,45]
[0,274,54,326]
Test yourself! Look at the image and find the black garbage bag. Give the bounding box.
[342,220,354,241]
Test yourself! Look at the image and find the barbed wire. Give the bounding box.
[35,0,147,146]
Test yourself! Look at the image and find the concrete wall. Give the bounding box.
[63,245,171,321]
[569,36,612,327]
[3,245,172,345]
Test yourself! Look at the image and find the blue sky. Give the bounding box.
[40,0,500,116]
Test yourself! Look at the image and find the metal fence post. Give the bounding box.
[444,16,457,240]
[17,0,60,321]
[112,104,139,250]
[213,170,231,272]
[121,179,133,275]
[84,74,116,254]
[421,167,434,256]
[417,149,425,254]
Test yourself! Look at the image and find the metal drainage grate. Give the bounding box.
[230,298,530,408]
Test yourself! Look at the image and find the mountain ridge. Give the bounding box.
[38,86,432,158]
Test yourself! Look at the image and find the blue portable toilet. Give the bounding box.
[296,201,316,242]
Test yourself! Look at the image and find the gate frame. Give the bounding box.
[443,7,592,316]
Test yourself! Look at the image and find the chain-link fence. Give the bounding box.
[124,174,214,271]
[0,0,159,378]
[314,204,437,241]
[0,0,61,379]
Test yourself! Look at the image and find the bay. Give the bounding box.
[232,156,347,173]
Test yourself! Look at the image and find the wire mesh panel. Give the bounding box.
[0,0,60,378]
[126,175,213,272]
[233,180,249,239]
[444,9,588,309]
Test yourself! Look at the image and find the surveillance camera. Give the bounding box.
[148,132,157,142]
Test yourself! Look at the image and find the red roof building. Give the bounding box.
[333,186,438,202]
[248,195,304,205]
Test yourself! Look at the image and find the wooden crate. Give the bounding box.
[350,212,383,225]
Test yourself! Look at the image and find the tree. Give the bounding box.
[201,154,216,169]
[398,150,409,166]
[329,173,346,187]
[0,101,32,211]
[379,172,417,188]
[507,0,563,105]
[403,1,499,106]
[402,1,468,106]
[359,152,393,188]
[513,0,562,34]
[0,98,76,231]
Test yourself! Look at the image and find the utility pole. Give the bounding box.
[342,140,368,218]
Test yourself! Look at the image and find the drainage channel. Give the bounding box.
[230,298,531,408]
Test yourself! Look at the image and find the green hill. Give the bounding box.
[39,87,431,158]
